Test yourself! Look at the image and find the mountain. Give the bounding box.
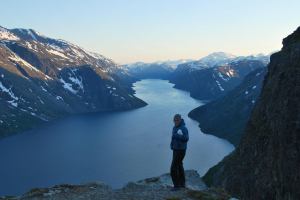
[0,26,147,138]
[189,67,267,146]
[234,53,270,65]
[198,52,237,68]
[154,59,194,68]
[176,52,236,70]
[125,62,175,80]
[202,27,300,199]
[170,57,267,100]
[4,170,235,199]
[124,59,193,80]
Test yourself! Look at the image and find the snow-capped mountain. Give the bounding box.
[124,62,175,80]
[233,53,270,65]
[125,59,193,69]
[176,52,270,71]
[0,26,146,137]
[170,58,267,100]
[178,52,237,70]
[152,59,194,69]
[198,52,236,67]
[124,59,193,80]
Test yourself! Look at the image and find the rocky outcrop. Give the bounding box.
[1,170,234,200]
[203,27,300,199]
[189,67,267,146]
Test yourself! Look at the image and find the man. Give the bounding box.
[170,114,189,191]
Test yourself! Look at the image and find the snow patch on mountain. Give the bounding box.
[25,42,35,51]
[71,48,85,59]
[0,27,20,41]
[216,80,225,91]
[59,78,77,94]
[68,69,84,92]
[40,85,48,92]
[226,69,235,77]
[47,49,68,59]
[0,81,19,107]
[27,29,37,40]
[218,72,229,81]
[56,96,63,101]
[8,53,39,72]
[199,52,236,67]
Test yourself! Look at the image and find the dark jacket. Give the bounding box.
[170,119,189,150]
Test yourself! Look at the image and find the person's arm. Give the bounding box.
[172,127,189,142]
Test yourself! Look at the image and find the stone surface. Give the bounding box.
[1,170,234,200]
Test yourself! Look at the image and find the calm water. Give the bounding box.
[0,79,234,196]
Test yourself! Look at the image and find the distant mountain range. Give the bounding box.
[180,52,237,70]
[170,56,268,100]
[125,59,193,69]
[0,26,146,137]
[124,62,175,80]
[171,52,269,71]
[125,52,269,101]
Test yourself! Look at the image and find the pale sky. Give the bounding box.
[1,0,300,64]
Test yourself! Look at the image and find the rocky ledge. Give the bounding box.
[1,170,236,200]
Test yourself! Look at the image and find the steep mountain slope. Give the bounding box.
[170,58,266,100]
[203,27,300,199]
[0,26,146,138]
[189,67,267,146]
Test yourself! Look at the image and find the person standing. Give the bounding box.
[170,114,189,191]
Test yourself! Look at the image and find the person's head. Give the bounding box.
[173,114,182,127]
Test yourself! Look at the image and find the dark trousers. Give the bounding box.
[170,149,186,187]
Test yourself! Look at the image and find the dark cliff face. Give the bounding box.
[203,27,300,199]
[189,67,267,146]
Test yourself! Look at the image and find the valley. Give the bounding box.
[1,23,299,200]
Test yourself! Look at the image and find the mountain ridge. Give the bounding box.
[0,26,147,138]
[170,58,267,100]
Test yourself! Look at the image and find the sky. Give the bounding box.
[1,0,300,64]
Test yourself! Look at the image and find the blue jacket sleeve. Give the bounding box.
[172,127,189,142]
